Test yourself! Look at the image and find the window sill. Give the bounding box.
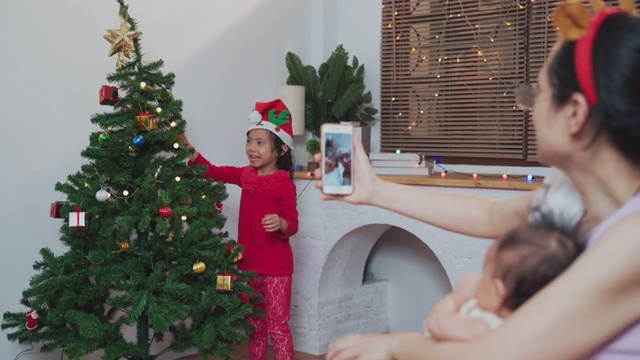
[293,171,542,191]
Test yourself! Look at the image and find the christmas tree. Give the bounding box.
[1,1,259,359]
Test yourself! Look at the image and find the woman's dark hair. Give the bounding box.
[494,221,584,311]
[271,133,295,179]
[547,13,640,165]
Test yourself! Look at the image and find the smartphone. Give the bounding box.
[321,123,354,195]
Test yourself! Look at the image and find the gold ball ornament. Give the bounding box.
[119,241,130,251]
[193,261,206,274]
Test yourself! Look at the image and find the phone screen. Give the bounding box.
[322,125,353,195]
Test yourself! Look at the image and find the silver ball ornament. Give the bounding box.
[96,189,110,202]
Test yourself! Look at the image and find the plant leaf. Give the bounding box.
[283,44,378,135]
[285,52,306,86]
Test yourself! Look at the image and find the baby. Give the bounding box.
[424,220,583,341]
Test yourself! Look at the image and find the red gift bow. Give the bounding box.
[75,206,81,227]
[71,206,86,230]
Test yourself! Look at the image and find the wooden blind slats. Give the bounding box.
[381,0,636,162]
[380,0,565,162]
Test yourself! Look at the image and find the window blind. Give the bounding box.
[380,0,632,163]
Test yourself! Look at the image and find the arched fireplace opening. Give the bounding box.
[363,226,451,332]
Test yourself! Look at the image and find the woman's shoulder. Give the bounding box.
[586,193,640,247]
[595,212,640,247]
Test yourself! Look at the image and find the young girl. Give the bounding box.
[180,99,299,360]
[424,221,583,341]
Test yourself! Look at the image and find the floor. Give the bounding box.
[178,344,325,360]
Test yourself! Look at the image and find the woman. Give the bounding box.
[316,3,640,359]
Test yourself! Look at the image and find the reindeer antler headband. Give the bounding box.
[553,0,636,107]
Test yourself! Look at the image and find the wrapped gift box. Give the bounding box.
[50,201,71,218]
[69,208,87,229]
[216,274,233,291]
[137,111,156,131]
[99,85,119,105]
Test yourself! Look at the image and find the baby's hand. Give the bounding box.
[262,214,284,233]
[452,273,481,305]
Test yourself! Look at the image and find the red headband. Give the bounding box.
[574,8,626,107]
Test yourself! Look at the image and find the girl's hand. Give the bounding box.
[262,214,286,233]
[314,133,379,205]
[177,133,198,163]
[326,333,395,360]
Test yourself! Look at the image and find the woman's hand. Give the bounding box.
[326,333,395,360]
[327,332,434,360]
[314,133,379,205]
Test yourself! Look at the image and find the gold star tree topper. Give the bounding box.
[104,17,142,67]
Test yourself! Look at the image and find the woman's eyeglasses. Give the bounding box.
[513,84,540,111]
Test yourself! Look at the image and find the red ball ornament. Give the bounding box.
[159,206,173,218]
[26,309,39,332]
[239,293,250,303]
[215,201,223,214]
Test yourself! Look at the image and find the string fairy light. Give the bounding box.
[401,153,543,183]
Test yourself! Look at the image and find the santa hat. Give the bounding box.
[247,99,294,149]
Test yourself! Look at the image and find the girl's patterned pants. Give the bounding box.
[247,275,293,360]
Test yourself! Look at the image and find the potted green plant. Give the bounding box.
[305,137,321,171]
[285,44,378,141]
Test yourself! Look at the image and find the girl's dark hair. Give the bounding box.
[494,221,583,311]
[547,13,640,166]
[271,133,295,179]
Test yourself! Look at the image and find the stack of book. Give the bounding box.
[369,152,432,176]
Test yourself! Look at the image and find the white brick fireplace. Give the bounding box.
[290,180,525,355]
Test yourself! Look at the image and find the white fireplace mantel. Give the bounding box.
[289,180,526,355]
